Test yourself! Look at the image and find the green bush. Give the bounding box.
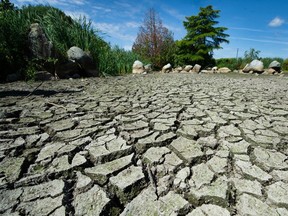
[283,59,288,71]
[216,58,244,70]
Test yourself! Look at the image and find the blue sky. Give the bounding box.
[12,0,288,59]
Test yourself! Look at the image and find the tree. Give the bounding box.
[132,8,175,69]
[244,48,261,62]
[175,5,229,66]
[0,0,15,11]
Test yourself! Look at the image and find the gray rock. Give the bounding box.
[84,154,133,185]
[132,60,145,74]
[218,67,231,73]
[235,159,272,183]
[109,166,145,203]
[236,193,278,216]
[162,63,172,73]
[188,176,229,207]
[142,147,170,165]
[253,147,288,171]
[243,60,264,72]
[74,171,93,195]
[192,64,201,73]
[67,46,98,77]
[184,65,193,72]
[0,188,23,213]
[190,163,214,189]
[17,195,63,215]
[266,181,288,208]
[0,157,25,183]
[87,137,133,164]
[21,179,64,202]
[120,186,190,215]
[73,185,110,216]
[169,136,204,163]
[269,60,281,71]
[28,23,52,59]
[231,178,262,197]
[187,204,230,216]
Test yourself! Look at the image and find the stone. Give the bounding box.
[87,137,133,164]
[218,124,241,137]
[109,166,145,203]
[270,170,288,182]
[169,136,204,164]
[243,60,264,73]
[190,163,214,189]
[187,204,230,216]
[34,71,54,81]
[142,147,170,165]
[17,195,63,215]
[67,46,98,77]
[234,159,272,183]
[192,64,201,73]
[120,186,190,215]
[223,139,250,154]
[231,178,262,197]
[74,171,93,195]
[266,181,288,208]
[0,157,25,183]
[252,147,288,171]
[236,193,278,216]
[176,125,198,139]
[218,67,231,73]
[132,60,145,74]
[162,63,172,73]
[196,135,218,149]
[36,142,66,162]
[269,60,281,72]
[0,188,23,213]
[188,176,229,207]
[73,185,110,216]
[21,180,64,202]
[174,167,191,188]
[84,154,133,185]
[184,65,193,72]
[207,156,228,174]
[28,23,52,59]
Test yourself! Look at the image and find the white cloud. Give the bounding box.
[93,22,136,42]
[230,27,266,32]
[269,17,285,27]
[231,37,288,45]
[64,10,90,19]
[126,21,141,28]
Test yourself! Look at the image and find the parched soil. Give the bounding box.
[0,73,287,215]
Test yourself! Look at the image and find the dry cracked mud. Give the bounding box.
[0,73,287,215]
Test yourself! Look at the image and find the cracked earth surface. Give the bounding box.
[0,73,287,215]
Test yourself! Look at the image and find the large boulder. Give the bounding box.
[268,60,281,72]
[67,46,98,77]
[191,64,201,73]
[218,67,231,73]
[34,71,55,81]
[184,65,193,72]
[132,60,145,74]
[28,23,53,59]
[243,60,264,73]
[162,63,172,73]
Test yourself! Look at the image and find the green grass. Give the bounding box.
[0,4,139,81]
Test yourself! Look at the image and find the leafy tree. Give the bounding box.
[132,8,175,69]
[0,0,15,11]
[175,5,229,67]
[244,48,261,62]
